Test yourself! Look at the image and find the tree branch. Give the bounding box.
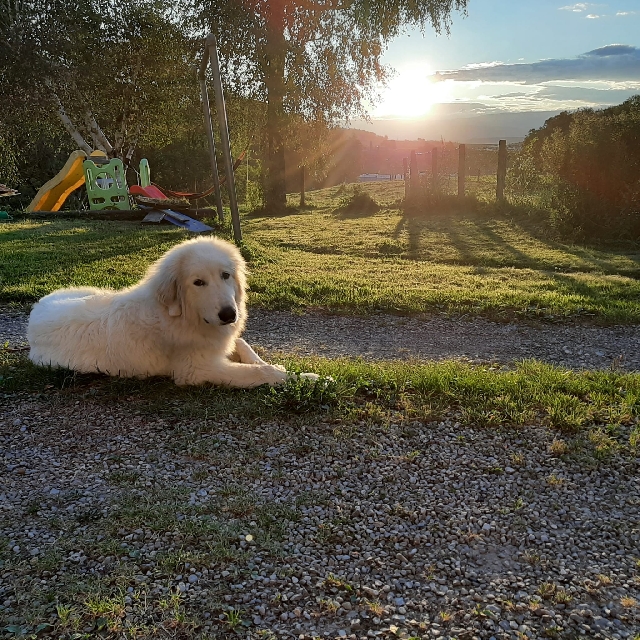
[83,108,114,155]
[47,83,92,154]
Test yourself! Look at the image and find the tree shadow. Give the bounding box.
[390,200,640,278]
[245,204,316,219]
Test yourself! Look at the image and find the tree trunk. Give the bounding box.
[263,1,287,212]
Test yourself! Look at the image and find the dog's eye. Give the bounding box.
[221,272,231,280]
[193,279,206,287]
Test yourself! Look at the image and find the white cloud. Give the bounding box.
[586,13,601,18]
[432,45,640,84]
[616,10,638,15]
[559,2,604,11]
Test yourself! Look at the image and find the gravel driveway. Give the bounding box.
[3,305,640,371]
[1,395,638,639]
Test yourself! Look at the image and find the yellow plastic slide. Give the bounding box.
[26,150,88,212]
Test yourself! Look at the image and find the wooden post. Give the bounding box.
[205,33,241,242]
[458,144,466,198]
[431,147,438,191]
[496,139,507,201]
[198,65,225,222]
[403,158,408,198]
[410,150,419,198]
[300,165,305,207]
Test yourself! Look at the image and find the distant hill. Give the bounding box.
[349,109,562,144]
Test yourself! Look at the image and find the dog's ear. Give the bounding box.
[155,256,183,317]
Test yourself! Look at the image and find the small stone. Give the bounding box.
[592,617,611,630]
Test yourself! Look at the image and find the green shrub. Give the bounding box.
[518,96,640,242]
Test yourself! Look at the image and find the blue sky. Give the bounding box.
[373,0,640,119]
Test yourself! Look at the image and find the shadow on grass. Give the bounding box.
[391,195,640,278]
[0,222,200,302]
[0,350,345,419]
[245,204,310,219]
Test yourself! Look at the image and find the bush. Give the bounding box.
[335,189,380,216]
[518,96,640,242]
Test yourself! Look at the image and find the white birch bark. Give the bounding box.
[47,86,92,155]
[83,109,114,155]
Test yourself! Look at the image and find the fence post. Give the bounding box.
[300,165,305,207]
[410,150,419,198]
[496,139,507,201]
[403,158,408,198]
[458,144,466,198]
[431,147,438,192]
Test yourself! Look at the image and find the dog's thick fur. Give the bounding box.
[28,237,318,387]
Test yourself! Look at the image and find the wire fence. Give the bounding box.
[412,143,521,200]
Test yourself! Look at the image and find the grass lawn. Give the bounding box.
[2,181,640,323]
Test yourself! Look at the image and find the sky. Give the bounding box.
[362,0,640,138]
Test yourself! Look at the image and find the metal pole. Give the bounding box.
[198,60,225,223]
[206,33,242,244]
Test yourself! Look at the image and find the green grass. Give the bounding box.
[2,182,640,322]
[3,348,640,449]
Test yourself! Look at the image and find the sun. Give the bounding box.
[373,63,451,119]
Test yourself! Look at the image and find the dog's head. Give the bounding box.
[145,237,247,331]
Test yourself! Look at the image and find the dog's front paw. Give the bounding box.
[287,372,334,384]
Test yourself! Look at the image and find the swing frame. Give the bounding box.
[199,33,242,244]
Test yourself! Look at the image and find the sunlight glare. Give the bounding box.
[374,64,451,119]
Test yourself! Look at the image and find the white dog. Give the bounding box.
[28,237,319,387]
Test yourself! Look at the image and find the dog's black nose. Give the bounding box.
[218,306,236,325]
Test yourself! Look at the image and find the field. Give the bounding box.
[2,182,640,323]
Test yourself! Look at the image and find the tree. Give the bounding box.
[0,0,200,164]
[189,0,468,211]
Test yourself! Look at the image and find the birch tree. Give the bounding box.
[189,0,469,211]
[0,0,198,163]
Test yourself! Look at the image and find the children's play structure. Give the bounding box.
[23,33,242,241]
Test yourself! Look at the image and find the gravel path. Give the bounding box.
[1,396,638,639]
[3,304,640,371]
